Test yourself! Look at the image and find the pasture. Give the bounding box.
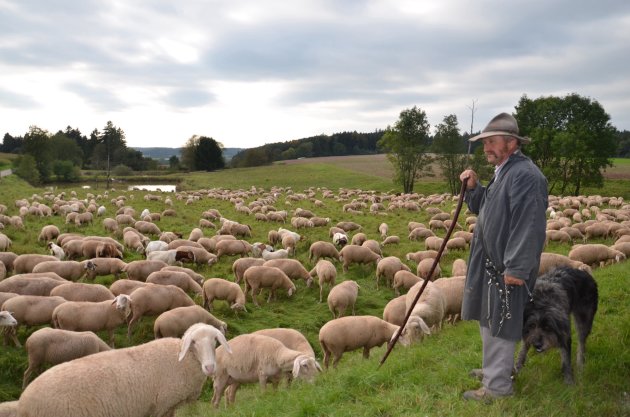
[0,162,628,417]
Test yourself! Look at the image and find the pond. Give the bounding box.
[127,184,177,192]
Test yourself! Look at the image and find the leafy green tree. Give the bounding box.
[378,106,432,193]
[432,114,468,194]
[195,137,225,171]
[168,155,181,171]
[112,164,133,176]
[515,94,617,195]
[52,160,81,182]
[280,147,297,160]
[1,133,23,153]
[50,133,83,166]
[616,130,630,157]
[23,126,52,182]
[14,154,40,185]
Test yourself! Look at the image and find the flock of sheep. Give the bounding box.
[0,186,628,417]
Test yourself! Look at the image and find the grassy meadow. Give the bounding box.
[0,158,628,416]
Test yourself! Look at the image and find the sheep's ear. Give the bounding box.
[216,331,232,354]
[292,357,302,378]
[178,333,194,361]
[315,361,323,372]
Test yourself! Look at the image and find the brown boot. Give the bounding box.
[468,369,483,381]
[463,387,511,403]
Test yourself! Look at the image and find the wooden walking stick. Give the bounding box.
[379,177,470,368]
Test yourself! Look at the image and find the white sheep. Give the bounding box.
[392,270,422,296]
[50,282,115,302]
[18,323,230,417]
[146,270,203,296]
[51,294,132,347]
[416,258,442,280]
[154,305,227,338]
[146,248,196,266]
[451,258,468,277]
[309,259,337,303]
[568,243,626,267]
[22,328,111,388]
[332,232,348,247]
[262,248,289,260]
[144,240,169,256]
[339,245,381,273]
[243,265,296,307]
[232,257,265,284]
[405,280,446,332]
[375,256,411,289]
[1,295,67,347]
[433,276,465,324]
[123,259,168,281]
[211,333,321,407]
[327,280,360,318]
[31,260,95,281]
[202,278,247,312]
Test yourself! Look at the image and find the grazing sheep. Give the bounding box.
[146,270,203,296]
[1,295,67,347]
[154,305,227,338]
[451,258,468,277]
[375,256,411,290]
[22,328,111,388]
[545,229,572,245]
[188,228,204,242]
[416,258,441,280]
[102,217,118,233]
[308,241,340,263]
[405,280,446,332]
[378,223,389,239]
[568,243,626,267]
[243,266,296,307]
[232,257,265,284]
[147,249,196,266]
[318,315,414,368]
[336,221,362,232]
[339,245,382,273]
[123,230,146,254]
[445,237,467,251]
[109,279,151,296]
[145,240,170,256]
[309,260,337,303]
[350,232,368,246]
[0,275,67,296]
[281,234,297,255]
[408,227,436,241]
[611,242,630,258]
[327,280,360,318]
[127,284,196,339]
[383,295,408,326]
[50,282,115,302]
[18,324,230,417]
[211,333,321,407]
[392,270,422,296]
[405,250,439,264]
[38,225,60,242]
[381,235,400,246]
[13,254,59,274]
[538,252,592,275]
[433,276,465,324]
[52,295,132,347]
[424,236,445,252]
[175,245,218,266]
[215,239,253,258]
[0,252,18,272]
[123,259,169,281]
[252,328,315,358]
[263,259,313,287]
[32,260,95,281]
[361,239,382,256]
[160,265,205,285]
[262,248,289,260]
[202,278,247,312]
[85,257,128,280]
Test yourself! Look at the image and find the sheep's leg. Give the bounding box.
[212,377,229,408]
[22,361,39,389]
[108,329,116,348]
[226,383,240,405]
[258,372,268,391]
[332,353,343,368]
[7,326,21,348]
[319,286,323,303]
[362,346,370,359]
[127,316,138,340]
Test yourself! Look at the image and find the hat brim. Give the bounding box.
[469,130,531,144]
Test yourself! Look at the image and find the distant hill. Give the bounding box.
[132,147,243,162]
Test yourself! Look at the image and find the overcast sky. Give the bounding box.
[1,0,629,149]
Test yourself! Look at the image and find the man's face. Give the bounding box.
[482,135,516,166]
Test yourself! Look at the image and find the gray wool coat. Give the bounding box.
[462,150,548,341]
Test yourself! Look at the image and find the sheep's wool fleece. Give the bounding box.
[462,151,548,341]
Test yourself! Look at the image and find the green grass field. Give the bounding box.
[0,160,628,416]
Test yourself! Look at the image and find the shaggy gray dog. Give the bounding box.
[514,267,598,384]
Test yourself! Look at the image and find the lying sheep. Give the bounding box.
[308,241,341,263]
[375,256,411,289]
[50,282,115,302]
[327,280,360,318]
[318,315,414,368]
[85,257,128,280]
[127,284,196,339]
[215,239,253,258]
[416,258,441,280]
[202,278,247,312]
[568,243,626,267]
[263,259,313,287]
[13,254,59,274]
[22,328,111,388]
[18,323,230,417]
[232,257,265,284]
[52,295,132,347]
[405,280,446,332]
[154,305,227,338]
[243,265,296,307]
[392,270,422,296]
[109,279,151,296]
[211,333,321,407]
[433,276,465,324]
[339,245,381,273]
[1,295,67,347]
[32,260,95,281]
[123,259,168,281]
[309,260,337,303]
[146,270,203,296]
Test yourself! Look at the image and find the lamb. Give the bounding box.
[0,275,67,296]
[392,270,422,296]
[262,248,290,260]
[416,258,441,280]
[318,315,415,368]
[202,278,247,312]
[405,279,446,332]
[12,254,58,274]
[38,225,60,242]
[243,265,296,307]
[327,280,360,318]
[85,257,128,280]
[50,282,115,302]
[123,259,169,281]
[32,260,95,281]
[109,279,151,296]
[232,257,265,284]
[215,239,253,258]
[18,323,230,417]
[154,305,227,338]
[339,245,382,273]
[263,259,313,287]
[308,241,340,263]
[22,328,111,388]
[127,284,196,338]
[568,243,626,267]
[405,250,438,263]
[52,295,132,347]
[433,276,465,324]
[309,260,337,302]
[1,295,67,347]
[375,256,411,289]
[146,270,203,296]
[451,258,468,277]
[211,333,321,407]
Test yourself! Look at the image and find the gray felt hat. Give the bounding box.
[469,112,531,144]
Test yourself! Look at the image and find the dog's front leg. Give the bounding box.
[514,341,530,376]
[560,342,574,384]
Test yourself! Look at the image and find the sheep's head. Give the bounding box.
[399,316,431,345]
[0,311,17,327]
[112,294,132,318]
[179,323,231,376]
[291,355,322,382]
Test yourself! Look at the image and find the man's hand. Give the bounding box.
[459,170,478,190]
[504,275,524,286]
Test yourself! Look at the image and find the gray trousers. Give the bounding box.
[480,325,515,395]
